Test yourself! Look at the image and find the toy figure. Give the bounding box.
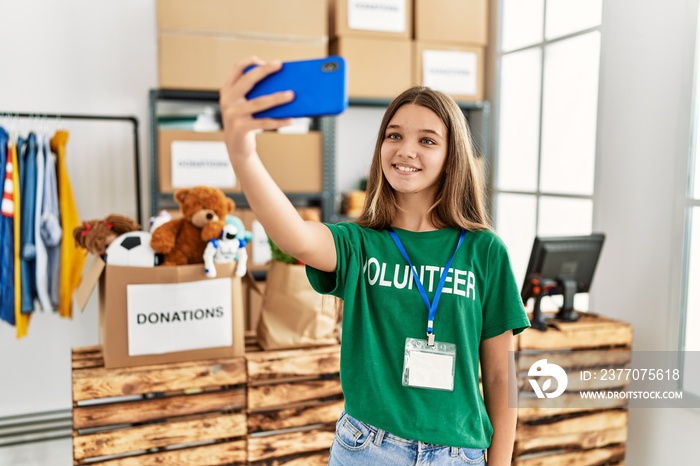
[203,215,251,278]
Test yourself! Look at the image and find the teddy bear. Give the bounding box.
[150,186,235,266]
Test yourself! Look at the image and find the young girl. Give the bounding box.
[220,58,530,466]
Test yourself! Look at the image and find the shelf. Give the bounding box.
[349,97,489,112]
[155,192,324,211]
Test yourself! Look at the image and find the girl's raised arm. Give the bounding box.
[219,57,337,272]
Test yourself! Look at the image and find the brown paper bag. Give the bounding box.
[257,261,339,350]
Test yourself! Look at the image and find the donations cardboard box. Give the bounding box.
[157,0,328,90]
[415,42,484,102]
[76,259,245,369]
[414,0,488,45]
[158,130,323,194]
[158,34,327,91]
[330,0,412,39]
[236,206,322,273]
[331,36,413,99]
[157,0,327,39]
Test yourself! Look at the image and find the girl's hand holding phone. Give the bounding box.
[219,57,295,161]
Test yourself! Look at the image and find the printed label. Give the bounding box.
[348,0,406,33]
[422,50,478,96]
[171,141,235,188]
[127,278,232,355]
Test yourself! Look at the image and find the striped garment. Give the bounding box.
[1,150,13,217]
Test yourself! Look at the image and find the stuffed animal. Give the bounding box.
[73,214,141,258]
[203,215,252,278]
[150,186,235,266]
[148,210,172,233]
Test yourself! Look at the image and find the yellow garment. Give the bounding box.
[11,142,30,337]
[51,130,85,319]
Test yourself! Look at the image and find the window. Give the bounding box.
[494,0,603,311]
[680,5,700,395]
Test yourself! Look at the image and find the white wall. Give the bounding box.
[592,0,700,463]
[1,0,700,464]
[0,1,156,464]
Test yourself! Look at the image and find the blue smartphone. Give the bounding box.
[245,56,348,119]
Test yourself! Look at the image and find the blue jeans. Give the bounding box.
[329,411,486,465]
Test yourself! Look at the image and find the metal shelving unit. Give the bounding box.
[148,89,336,222]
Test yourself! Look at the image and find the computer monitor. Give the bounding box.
[521,233,605,331]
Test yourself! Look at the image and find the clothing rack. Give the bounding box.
[2,112,142,223]
[0,112,141,448]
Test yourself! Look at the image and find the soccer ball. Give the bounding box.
[106,231,161,267]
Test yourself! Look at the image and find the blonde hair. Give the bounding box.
[355,86,490,231]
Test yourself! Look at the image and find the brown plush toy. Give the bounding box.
[150,186,235,266]
[73,214,141,257]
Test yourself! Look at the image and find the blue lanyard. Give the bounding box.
[389,229,466,345]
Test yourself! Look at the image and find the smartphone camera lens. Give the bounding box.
[322,61,338,72]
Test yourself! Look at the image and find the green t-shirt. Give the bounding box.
[306,222,530,448]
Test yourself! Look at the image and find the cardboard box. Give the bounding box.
[415,42,484,102]
[236,207,322,273]
[238,208,271,273]
[76,259,245,369]
[245,279,266,332]
[158,129,323,194]
[157,0,328,40]
[330,0,412,39]
[158,130,236,193]
[158,34,327,90]
[331,36,413,99]
[414,0,488,45]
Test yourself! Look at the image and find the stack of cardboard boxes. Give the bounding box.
[414,0,487,102]
[330,0,488,102]
[157,0,328,90]
[330,0,414,99]
[158,0,488,99]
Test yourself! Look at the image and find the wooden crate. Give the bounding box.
[245,343,342,465]
[71,346,248,465]
[73,313,630,466]
[513,312,633,466]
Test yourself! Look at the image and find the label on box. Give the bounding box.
[171,141,235,188]
[126,278,233,356]
[422,50,478,97]
[348,0,406,33]
[251,220,272,266]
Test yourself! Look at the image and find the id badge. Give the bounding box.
[402,337,456,391]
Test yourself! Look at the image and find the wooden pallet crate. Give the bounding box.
[513,312,633,466]
[71,346,248,466]
[245,342,342,465]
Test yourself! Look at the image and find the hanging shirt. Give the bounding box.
[42,145,61,309]
[52,130,84,318]
[11,139,30,337]
[0,128,14,326]
[34,133,51,312]
[20,133,38,314]
[1,136,15,217]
